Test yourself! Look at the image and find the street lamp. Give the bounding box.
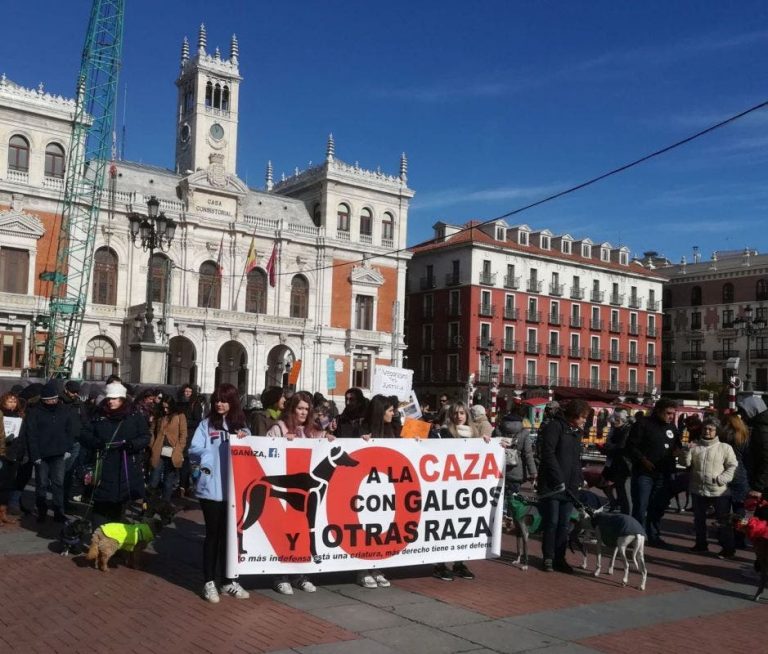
[733,305,766,391]
[128,196,176,343]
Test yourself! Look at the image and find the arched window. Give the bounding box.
[245,268,267,314]
[213,83,221,109]
[691,286,702,306]
[198,260,221,308]
[205,81,213,107]
[150,253,171,304]
[312,203,322,227]
[222,85,230,111]
[92,247,118,305]
[83,336,118,381]
[337,203,350,232]
[722,282,734,304]
[8,135,29,172]
[290,275,309,319]
[44,143,65,178]
[360,207,373,236]
[382,212,394,242]
[757,279,768,301]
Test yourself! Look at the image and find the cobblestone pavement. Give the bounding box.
[0,494,764,654]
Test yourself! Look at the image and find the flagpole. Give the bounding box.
[233,227,258,310]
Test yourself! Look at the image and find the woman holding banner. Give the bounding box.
[266,391,323,594]
[189,383,251,604]
[356,394,398,588]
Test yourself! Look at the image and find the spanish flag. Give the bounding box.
[244,236,258,274]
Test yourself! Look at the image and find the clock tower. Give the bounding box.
[175,24,242,176]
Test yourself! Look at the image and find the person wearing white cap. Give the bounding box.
[79,382,151,524]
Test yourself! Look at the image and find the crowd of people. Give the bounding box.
[0,377,766,604]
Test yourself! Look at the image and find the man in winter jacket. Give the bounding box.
[737,394,768,500]
[23,381,77,522]
[537,399,589,573]
[626,397,682,546]
[60,380,89,508]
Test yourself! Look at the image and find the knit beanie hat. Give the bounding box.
[40,381,59,401]
[105,382,128,399]
[470,405,487,419]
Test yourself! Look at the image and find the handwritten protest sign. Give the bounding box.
[371,365,413,401]
[226,437,505,576]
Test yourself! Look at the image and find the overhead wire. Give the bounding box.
[166,98,768,280]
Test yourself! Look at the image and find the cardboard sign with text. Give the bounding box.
[371,365,413,401]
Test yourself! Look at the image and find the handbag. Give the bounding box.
[161,445,174,458]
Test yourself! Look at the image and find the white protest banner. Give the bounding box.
[3,416,22,440]
[226,437,505,577]
[371,365,413,400]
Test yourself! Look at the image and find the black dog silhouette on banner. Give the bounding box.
[237,446,360,562]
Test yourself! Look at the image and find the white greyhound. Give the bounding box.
[573,506,648,591]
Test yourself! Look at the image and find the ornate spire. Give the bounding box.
[326,133,335,162]
[214,46,221,60]
[198,23,207,54]
[265,160,273,191]
[230,34,239,62]
[399,152,408,181]
[181,36,189,66]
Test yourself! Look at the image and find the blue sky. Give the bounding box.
[3,1,768,261]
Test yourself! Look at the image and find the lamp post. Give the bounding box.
[128,196,176,343]
[733,305,766,391]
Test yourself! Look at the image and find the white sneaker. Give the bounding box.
[374,574,391,588]
[274,580,294,595]
[293,576,316,592]
[357,572,378,588]
[220,580,250,599]
[202,581,220,604]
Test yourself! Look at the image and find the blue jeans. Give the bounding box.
[35,455,66,513]
[692,494,734,551]
[539,495,574,562]
[150,458,179,501]
[631,473,668,541]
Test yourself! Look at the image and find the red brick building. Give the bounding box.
[406,221,666,407]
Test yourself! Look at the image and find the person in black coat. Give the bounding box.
[23,382,77,522]
[79,382,150,525]
[537,398,590,573]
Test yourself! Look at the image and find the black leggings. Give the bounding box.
[200,498,230,584]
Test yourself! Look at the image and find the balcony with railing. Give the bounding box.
[422,339,435,351]
[419,276,437,290]
[504,274,521,289]
[609,321,623,333]
[475,370,491,384]
[609,293,625,306]
[570,286,585,300]
[588,349,603,360]
[476,336,494,349]
[608,350,623,363]
[479,271,497,286]
[646,354,658,366]
[6,169,29,185]
[502,371,520,385]
[445,272,463,286]
[502,339,518,352]
[503,307,520,320]
[588,378,602,389]
[607,380,622,392]
[647,299,660,311]
[752,349,768,359]
[591,290,605,303]
[524,374,544,386]
[570,315,583,328]
[628,323,639,336]
[628,296,642,309]
[681,351,706,361]
[447,303,462,317]
[524,341,540,354]
[446,335,462,349]
[547,376,563,387]
[568,346,584,358]
[547,343,563,356]
[478,303,496,317]
[549,283,565,296]
[527,279,544,293]
[712,349,740,360]
[590,318,604,330]
[646,325,658,338]
[548,312,561,325]
[526,310,541,323]
[627,352,640,364]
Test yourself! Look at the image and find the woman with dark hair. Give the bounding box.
[79,382,151,525]
[361,395,397,439]
[189,383,250,603]
[336,387,368,437]
[0,392,26,523]
[249,386,285,436]
[149,396,188,501]
[177,384,204,496]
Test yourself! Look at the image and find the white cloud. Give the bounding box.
[411,183,563,211]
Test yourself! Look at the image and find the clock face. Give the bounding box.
[210,123,225,141]
[179,123,190,143]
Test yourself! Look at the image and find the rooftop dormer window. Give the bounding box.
[619,252,628,265]
[562,240,571,254]
[601,248,610,262]
[496,226,506,241]
[519,231,529,246]
[541,236,550,250]
[581,244,591,258]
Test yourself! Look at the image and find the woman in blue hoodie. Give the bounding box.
[189,383,250,604]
